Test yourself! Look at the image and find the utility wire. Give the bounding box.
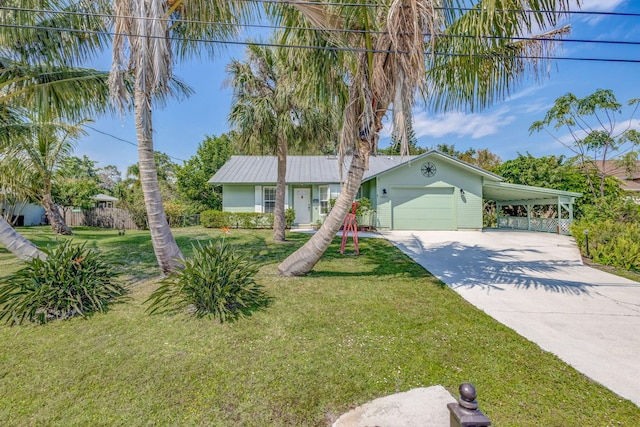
[85,125,186,163]
[3,5,640,47]
[241,0,640,17]
[5,1,640,16]
[0,23,398,54]
[2,22,640,63]
[236,0,638,15]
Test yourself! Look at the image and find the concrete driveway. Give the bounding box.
[383,229,640,406]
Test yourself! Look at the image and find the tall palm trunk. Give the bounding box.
[0,216,46,261]
[278,145,367,276]
[42,193,72,235]
[134,81,183,274]
[273,137,287,242]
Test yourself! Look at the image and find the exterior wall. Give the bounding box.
[1,202,45,226]
[375,158,483,230]
[312,183,341,225]
[21,203,45,226]
[222,185,256,213]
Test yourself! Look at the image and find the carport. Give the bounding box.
[483,182,581,234]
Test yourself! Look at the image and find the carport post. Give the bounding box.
[557,198,562,234]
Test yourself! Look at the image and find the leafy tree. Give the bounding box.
[118,152,181,229]
[275,0,574,276]
[494,153,622,218]
[175,134,234,211]
[97,165,122,192]
[435,143,502,171]
[53,155,101,209]
[530,89,640,199]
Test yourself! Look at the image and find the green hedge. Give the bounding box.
[201,210,274,229]
[571,220,640,271]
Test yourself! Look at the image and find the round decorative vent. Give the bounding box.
[421,162,437,177]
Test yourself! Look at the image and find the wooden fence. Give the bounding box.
[61,207,139,230]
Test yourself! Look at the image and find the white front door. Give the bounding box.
[293,188,311,224]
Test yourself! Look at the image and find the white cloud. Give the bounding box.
[506,86,544,102]
[579,0,626,12]
[403,108,517,140]
[575,0,627,24]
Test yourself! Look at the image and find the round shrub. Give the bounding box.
[145,239,269,322]
[0,241,126,325]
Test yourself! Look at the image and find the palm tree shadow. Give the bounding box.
[392,235,595,296]
[308,236,432,279]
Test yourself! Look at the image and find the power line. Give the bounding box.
[85,125,186,163]
[5,1,640,16]
[2,22,640,63]
[3,5,640,47]
[236,0,639,15]
[241,0,640,17]
[0,23,399,54]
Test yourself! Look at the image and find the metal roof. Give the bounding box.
[92,193,119,202]
[483,182,581,202]
[209,155,418,184]
[210,153,582,203]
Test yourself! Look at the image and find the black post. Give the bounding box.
[584,229,590,258]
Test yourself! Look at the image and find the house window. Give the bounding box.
[319,185,330,214]
[263,187,276,214]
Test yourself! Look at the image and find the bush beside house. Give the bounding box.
[201,210,274,229]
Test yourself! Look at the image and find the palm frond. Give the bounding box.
[0,0,111,66]
[427,0,574,111]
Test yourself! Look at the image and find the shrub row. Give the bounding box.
[201,210,274,229]
[571,219,640,271]
[0,239,267,325]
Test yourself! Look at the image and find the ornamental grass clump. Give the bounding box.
[0,241,126,325]
[145,239,269,322]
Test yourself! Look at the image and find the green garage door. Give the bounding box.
[391,187,455,230]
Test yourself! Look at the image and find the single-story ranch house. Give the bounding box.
[209,150,581,233]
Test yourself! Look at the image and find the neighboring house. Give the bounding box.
[210,150,581,233]
[92,193,119,208]
[0,201,45,226]
[597,160,640,204]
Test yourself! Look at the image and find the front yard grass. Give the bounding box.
[0,226,638,425]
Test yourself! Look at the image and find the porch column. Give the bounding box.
[557,198,561,234]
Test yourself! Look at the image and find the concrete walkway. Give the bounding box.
[383,229,640,407]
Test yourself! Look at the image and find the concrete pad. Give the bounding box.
[332,386,456,427]
[383,230,640,407]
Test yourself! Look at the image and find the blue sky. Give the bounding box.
[78,0,640,174]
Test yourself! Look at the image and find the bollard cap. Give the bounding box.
[459,383,478,410]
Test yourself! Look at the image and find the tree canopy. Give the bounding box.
[530,89,640,199]
[494,153,622,218]
[175,134,235,211]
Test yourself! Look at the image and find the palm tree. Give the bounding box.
[277,0,575,276]
[0,0,113,260]
[227,42,337,242]
[4,119,87,235]
[109,0,253,273]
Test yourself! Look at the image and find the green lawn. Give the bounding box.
[0,226,638,426]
